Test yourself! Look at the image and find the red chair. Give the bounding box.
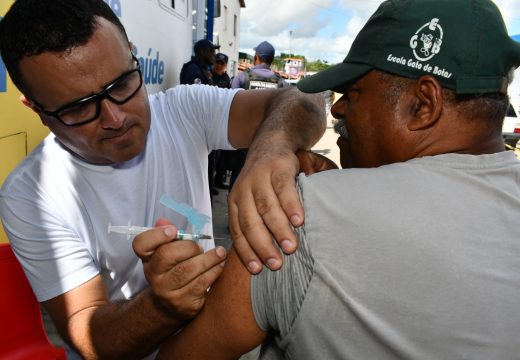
[0,243,66,359]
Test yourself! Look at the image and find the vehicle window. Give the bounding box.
[506,104,517,117]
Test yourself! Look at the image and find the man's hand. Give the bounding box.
[297,149,339,175]
[227,88,326,274]
[132,219,227,320]
[228,148,302,274]
[228,150,337,275]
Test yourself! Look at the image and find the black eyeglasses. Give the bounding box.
[33,55,143,127]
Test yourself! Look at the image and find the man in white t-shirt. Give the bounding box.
[0,1,326,359]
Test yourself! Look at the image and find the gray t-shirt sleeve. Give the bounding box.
[251,188,315,335]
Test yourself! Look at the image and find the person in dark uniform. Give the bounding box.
[211,53,233,190]
[179,39,219,85]
[212,53,231,89]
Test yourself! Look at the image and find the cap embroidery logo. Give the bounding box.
[410,18,443,61]
[386,17,451,80]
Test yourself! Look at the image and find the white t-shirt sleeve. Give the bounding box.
[0,159,99,301]
[161,84,241,151]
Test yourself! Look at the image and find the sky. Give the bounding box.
[238,0,520,64]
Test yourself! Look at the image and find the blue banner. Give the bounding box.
[0,16,5,93]
[0,56,5,93]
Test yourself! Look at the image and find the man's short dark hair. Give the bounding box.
[0,0,128,97]
[257,55,274,66]
[449,92,510,132]
[376,70,509,131]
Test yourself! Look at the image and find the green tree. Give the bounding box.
[270,54,334,75]
[306,59,331,72]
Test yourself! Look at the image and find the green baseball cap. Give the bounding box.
[298,0,520,95]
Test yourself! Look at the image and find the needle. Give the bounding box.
[107,223,213,241]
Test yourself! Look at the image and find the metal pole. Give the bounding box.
[207,0,215,41]
[289,30,293,58]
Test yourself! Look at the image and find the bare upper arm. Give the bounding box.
[227,88,282,149]
[43,274,108,346]
[157,249,267,359]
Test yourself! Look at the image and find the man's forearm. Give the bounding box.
[250,88,326,154]
[92,289,184,359]
[64,288,185,360]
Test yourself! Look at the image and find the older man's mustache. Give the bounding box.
[333,118,348,139]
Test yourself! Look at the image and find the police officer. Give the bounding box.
[231,41,287,89]
[212,53,231,89]
[180,39,220,85]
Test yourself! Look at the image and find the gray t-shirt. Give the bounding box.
[252,152,520,359]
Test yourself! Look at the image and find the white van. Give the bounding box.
[503,105,520,147]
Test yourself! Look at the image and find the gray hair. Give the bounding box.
[333,118,348,139]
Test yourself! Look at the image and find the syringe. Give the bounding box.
[107,223,212,241]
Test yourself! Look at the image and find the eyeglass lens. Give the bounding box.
[58,67,142,126]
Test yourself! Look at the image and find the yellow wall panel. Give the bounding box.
[0,132,27,243]
[1,0,50,244]
[0,132,26,184]
[0,223,7,243]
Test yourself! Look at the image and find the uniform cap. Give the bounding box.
[254,41,275,58]
[194,39,220,53]
[298,0,520,95]
[215,53,228,64]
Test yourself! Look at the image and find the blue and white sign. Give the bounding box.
[133,46,165,86]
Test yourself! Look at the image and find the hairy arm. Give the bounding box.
[227,87,326,273]
[44,276,181,360]
[44,223,227,360]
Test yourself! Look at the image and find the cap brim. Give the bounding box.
[297,62,373,93]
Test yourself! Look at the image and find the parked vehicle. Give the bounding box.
[502,104,520,147]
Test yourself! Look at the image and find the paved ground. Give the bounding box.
[42,122,340,358]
